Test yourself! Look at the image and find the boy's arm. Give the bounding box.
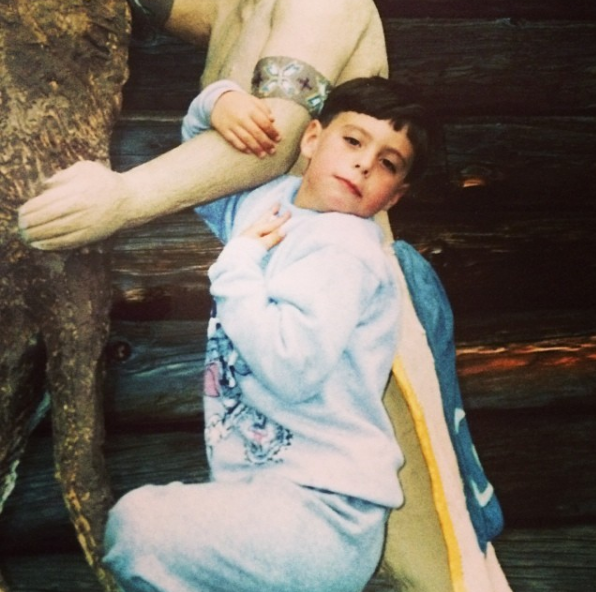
[210,237,379,403]
[18,0,383,250]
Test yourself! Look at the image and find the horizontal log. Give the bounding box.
[383,20,596,117]
[391,213,596,315]
[104,320,206,425]
[469,409,596,525]
[1,404,594,552]
[108,208,219,321]
[123,36,204,112]
[110,114,181,171]
[456,335,596,411]
[374,0,596,20]
[122,20,596,116]
[99,318,596,426]
[107,208,596,319]
[2,525,595,592]
[417,116,596,210]
[455,309,596,344]
[494,525,596,592]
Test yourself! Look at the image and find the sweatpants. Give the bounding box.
[103,473,388,592]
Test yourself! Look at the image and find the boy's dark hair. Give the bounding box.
[318,77,432,183]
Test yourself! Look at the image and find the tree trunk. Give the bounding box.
[0,2,129,591]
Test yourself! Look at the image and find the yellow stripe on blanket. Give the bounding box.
[391,357,466,591]
[379,254,511,592]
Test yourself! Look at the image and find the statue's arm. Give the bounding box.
[126,0,384,211]
[125,0,385,210]
[18,0,382,249]
[126,0,213,45]
[162,0,214,45]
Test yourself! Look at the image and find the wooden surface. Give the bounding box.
[1,2,595,591]
[2,527,595,592]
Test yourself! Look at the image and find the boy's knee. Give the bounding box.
[104,485,162,554]
[103,486,166,590]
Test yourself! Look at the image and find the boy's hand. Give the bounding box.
[241,204,291,250]
[212,91,281,158]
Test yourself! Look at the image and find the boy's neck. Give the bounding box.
[293,178,316,212]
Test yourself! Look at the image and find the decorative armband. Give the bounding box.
[251,56,332,117]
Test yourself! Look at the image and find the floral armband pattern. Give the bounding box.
[251,56,332,117]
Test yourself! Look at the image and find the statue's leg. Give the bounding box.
[40,250,118,592]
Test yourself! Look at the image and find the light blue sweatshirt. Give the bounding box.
[188,82,405,508]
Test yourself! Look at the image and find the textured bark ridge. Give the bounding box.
[0,2,129,591]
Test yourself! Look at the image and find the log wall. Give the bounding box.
[1,1,595,590]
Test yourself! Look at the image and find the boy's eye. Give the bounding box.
[381,158,397,173]
[344,136,360,146]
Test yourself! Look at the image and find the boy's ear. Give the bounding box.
[300,119,323,159]
[383,184,410,211]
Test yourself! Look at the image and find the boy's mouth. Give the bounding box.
[335,176,362,197]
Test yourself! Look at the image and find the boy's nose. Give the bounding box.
[354,162,370,176]
[354,150,374,175]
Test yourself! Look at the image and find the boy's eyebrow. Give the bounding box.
[342,123,409,168]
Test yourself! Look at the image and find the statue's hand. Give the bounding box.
[18,161,133,250]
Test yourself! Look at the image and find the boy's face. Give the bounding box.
[295,112,414,218]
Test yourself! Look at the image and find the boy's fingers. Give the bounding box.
[258,219,289,249]
[261,210,291,234]
[251,111,281,142]
[251,206,287,234]
[261,229,285,250]
[222,130,251,154]
[241,205,290,250]
[249,97,276,125]
[254,99,275,121]
[246,121,279,153]
[232,125,275,157]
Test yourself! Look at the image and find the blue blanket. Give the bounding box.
[394,240,504,552]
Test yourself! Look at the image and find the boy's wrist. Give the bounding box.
[201,80,246,121]
[182,79,246,142]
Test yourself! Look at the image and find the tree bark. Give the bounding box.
[0,2,129,591]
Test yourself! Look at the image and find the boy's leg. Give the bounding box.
[103,474,386,592]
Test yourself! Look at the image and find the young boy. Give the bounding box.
[103,77,431,592]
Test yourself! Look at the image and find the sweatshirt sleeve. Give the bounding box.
[181,79,246,142]
[208,234,380,404]
[184,79,249,242]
